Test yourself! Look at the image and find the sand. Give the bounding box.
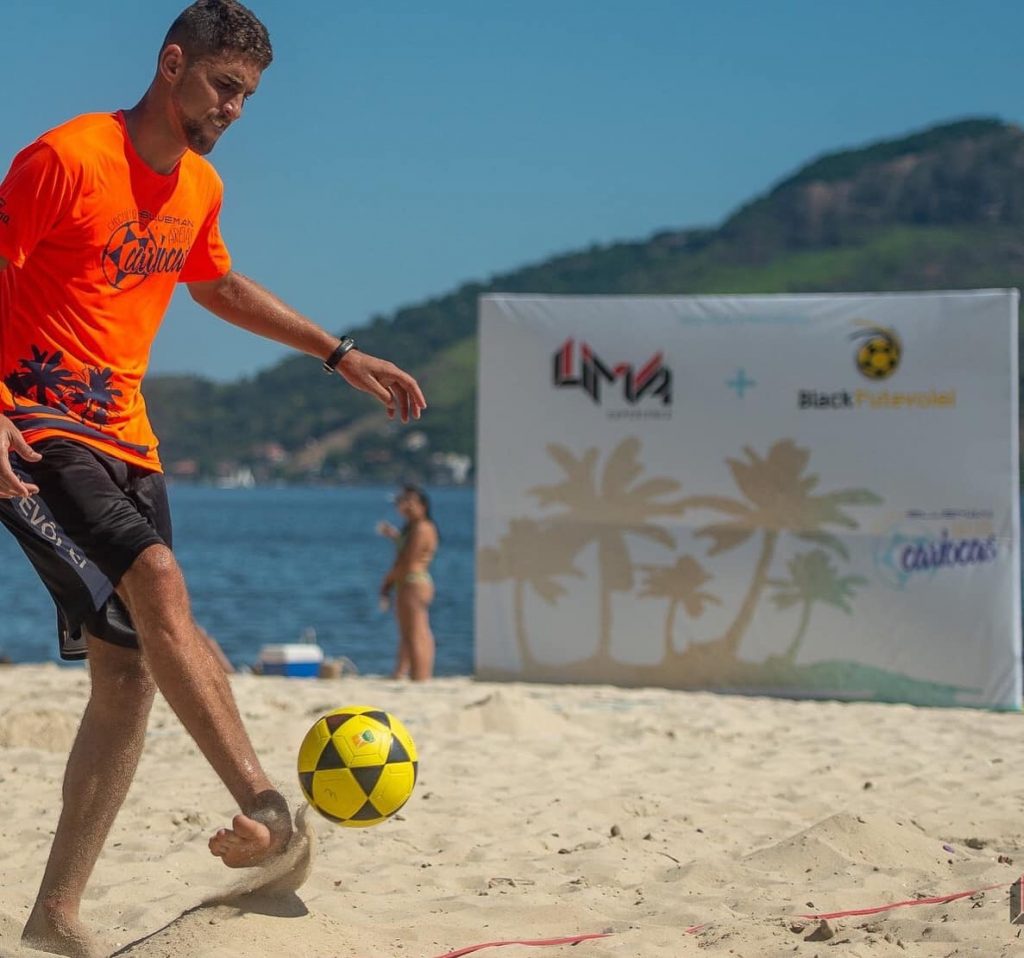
[0,664,1022,958]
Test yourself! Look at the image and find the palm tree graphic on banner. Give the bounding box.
[526,437,686,660]
[675,439,881,661]
[766,550,867,664]
[478,435,977,702]
[638,556,720,658]
[478,518,583,670]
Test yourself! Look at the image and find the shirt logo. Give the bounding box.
[101,218,191,290]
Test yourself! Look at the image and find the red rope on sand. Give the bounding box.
[429,880,1012,952]
[796,882,1007,921]
[683,880,1009,933]
[430,932,611,957]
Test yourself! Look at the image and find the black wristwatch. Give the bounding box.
[322,336,357,373]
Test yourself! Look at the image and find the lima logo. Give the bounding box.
[552,338,672,405]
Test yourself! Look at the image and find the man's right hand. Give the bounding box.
[0,415,41,498]
[334,350,427,423]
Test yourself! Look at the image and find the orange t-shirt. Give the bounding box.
[0,111,231,471]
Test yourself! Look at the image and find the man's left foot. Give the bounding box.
[22,904,107,958]
[209,800,293,868]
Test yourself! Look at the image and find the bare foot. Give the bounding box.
[209,790,292,868]
[205,805,316,903]
[22,905,107,958]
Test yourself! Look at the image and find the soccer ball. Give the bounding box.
[855,334,901,379]
[297,705,418,826]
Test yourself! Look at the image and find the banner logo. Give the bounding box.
[552,338,672,406]
[851,323,901,380]
[873,511,999,590]
[799,320,956,410]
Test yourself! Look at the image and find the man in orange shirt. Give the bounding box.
[0,2,425,955]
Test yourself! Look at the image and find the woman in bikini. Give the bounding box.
[378,484,438,680]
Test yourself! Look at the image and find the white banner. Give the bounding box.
[475,291,1021,708]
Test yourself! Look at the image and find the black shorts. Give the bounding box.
[0,438,172,660]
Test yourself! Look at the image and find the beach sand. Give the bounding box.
[0,664,1021,958]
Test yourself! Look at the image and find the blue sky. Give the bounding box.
[3,0,1022,380]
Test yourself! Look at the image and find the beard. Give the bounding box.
[182,116,218,155]
[171,91,220,156]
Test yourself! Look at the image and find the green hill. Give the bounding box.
[144,116,1024,481]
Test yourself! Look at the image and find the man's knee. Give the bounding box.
[125,543,179,582]
[118,544,186,609]
[87,637,156,704]
[116,544,196,647]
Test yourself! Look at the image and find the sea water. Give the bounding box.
[0,484,475,675]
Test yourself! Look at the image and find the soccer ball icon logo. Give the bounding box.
[851,325,901,380]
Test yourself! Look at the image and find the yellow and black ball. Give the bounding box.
[297,705,418,826]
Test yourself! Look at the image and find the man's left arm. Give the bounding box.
[188,270,426,422]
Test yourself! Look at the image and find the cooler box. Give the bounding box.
[259,643,324,678]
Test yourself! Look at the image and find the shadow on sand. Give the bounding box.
[112,805,315,956]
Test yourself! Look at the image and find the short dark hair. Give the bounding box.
[164,0,273,70]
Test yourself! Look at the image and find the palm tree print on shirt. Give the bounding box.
[68,367,123,424]
[4,348,121,425]
[4,346,77,409]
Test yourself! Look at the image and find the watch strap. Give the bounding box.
[322,336,357,373]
